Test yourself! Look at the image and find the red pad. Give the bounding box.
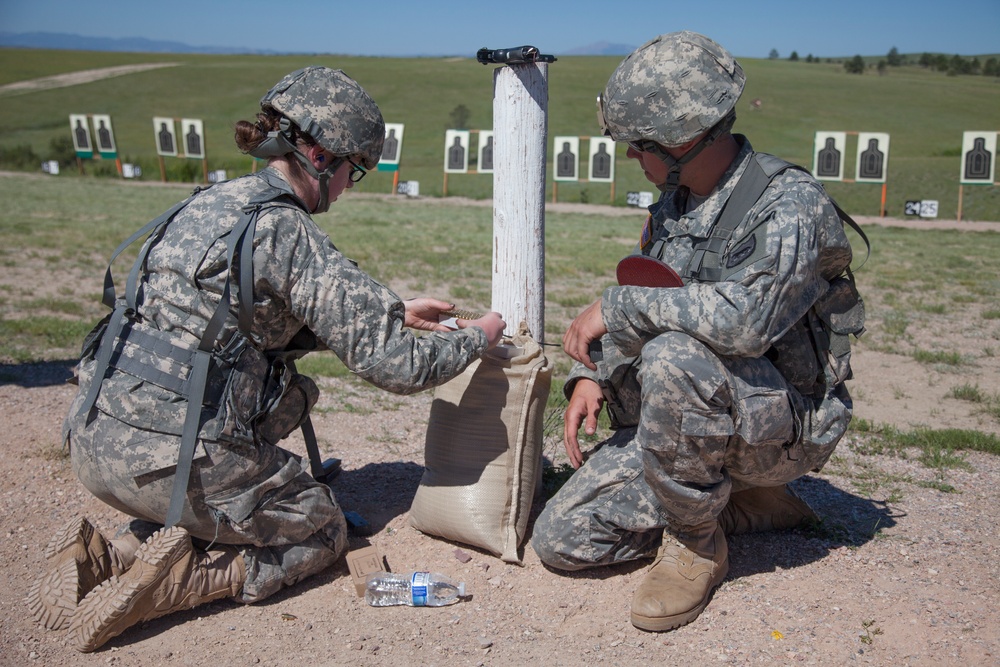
[616,255,683,288]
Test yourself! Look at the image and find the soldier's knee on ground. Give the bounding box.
[530,534,592,571]
[530,510,574,570]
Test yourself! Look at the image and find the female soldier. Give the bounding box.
[28,66,505,652]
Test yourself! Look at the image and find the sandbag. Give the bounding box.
[409,323,552,564]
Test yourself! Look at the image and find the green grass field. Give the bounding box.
[2,171,998,368]
[2,170,998,477]
[1,48,998,220]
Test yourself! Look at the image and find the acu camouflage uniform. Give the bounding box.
[532,136,860,570]
[64,167,487,601]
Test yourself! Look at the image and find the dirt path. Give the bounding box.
[0,63,180,96]
[350,191,1000,230]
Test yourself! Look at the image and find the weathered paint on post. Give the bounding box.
[492,62,548,343]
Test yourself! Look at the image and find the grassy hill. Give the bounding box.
[1,47,997,220]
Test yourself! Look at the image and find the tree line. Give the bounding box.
[769,46,998,77]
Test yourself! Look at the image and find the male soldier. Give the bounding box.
[531,31,863,632]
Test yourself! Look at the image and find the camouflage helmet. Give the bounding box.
[599,31,745,147]
[261,66,385,169]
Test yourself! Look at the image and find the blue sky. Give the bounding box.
[1,0,997,58]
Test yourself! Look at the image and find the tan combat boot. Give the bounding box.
[27,517,142,630]
[71,526,245,653]
[717,484,818,536]
[630,520,728,632]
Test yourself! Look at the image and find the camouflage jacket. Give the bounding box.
[568,136,854,397]
[78,168,487,452]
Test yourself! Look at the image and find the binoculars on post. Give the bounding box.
[477,45,557,65]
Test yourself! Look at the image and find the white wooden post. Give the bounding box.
[492,63,548,344]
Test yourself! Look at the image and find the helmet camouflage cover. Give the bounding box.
[262,66,385,169]
[599,31,745,147]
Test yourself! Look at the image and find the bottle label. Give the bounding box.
[411,572,429,606]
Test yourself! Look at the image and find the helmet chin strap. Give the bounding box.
[290,152,343,213]
[650,111,737,193]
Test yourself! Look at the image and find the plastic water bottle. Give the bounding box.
[364,571,466,607]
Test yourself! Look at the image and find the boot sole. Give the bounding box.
[71,527,189,653]
[26,558,81,630]
[630,560,729,632]
[27,517,95,630]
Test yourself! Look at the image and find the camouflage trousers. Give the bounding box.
[67,408,347,603]
[532,331,850,571]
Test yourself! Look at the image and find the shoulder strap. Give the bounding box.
[684,153,870,282]
[99,191,203,309]
[685,153,791,282]
[830,199,871,270]
[233,193,293,335]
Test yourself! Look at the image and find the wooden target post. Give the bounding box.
[491,59,549,343]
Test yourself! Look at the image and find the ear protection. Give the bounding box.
[247,117,297,159]
[318,155,325,162]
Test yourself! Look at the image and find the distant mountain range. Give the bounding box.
[0,31,634,57]
[561,41,636,56]
[0,32,284,55]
